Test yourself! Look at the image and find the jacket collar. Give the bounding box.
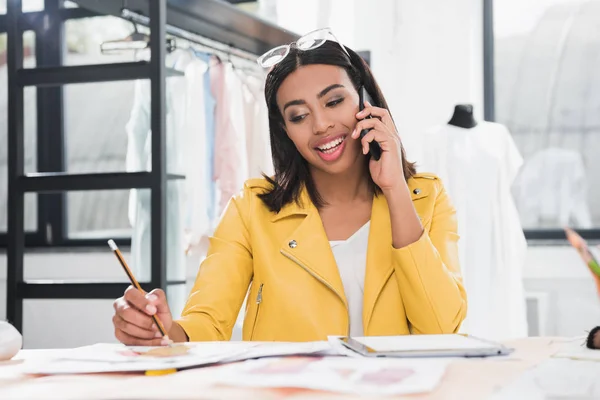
[270,187,312,222]
[271,177,430,222]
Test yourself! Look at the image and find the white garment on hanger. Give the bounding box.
[182,56,211,256]
[125,50,193,318]
[212,62,249,216]
[240,73,273,178]
[419,121,528,341]
[512,148,592,229]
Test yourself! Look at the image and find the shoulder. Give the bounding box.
[231,178,273,208]
[411,172,439,181]
[243,177,273,194]
[221,178,273,225]
[407,172,444,194]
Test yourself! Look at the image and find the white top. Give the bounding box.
[330,221,370,337]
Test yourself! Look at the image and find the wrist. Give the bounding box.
[381,181,410,200]
[168,321,190,343]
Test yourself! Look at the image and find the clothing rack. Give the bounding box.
[119,8,260,64]
[3,0,297,334]
[75,0,296,56]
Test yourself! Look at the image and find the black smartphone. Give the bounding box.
[358,86,382,161]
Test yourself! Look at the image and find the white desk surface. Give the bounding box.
[0,338,579,399]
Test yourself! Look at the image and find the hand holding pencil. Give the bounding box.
[113,286,174,346]
[109,240,174,346]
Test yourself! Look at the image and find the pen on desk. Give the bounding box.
[107,239,169,341]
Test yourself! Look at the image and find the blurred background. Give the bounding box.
[1,0,599,348]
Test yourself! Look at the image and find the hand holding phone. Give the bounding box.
[358,86,383,161]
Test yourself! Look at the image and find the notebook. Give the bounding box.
[337,334,513,358]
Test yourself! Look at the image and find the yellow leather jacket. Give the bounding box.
[177,173,467,341]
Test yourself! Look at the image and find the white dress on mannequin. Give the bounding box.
[420,121,528,340]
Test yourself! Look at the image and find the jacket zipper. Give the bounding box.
[257,283,263,304]
[280,249,350,336]
[250,283,263,340]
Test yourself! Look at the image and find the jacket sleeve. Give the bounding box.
[175,188,254,341]
[392,180,467,334]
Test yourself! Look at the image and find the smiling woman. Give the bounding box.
[111,32,468,345]
[279,68,362,170]
[260,40,416,212]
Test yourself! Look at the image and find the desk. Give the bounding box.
[0,338,563,399]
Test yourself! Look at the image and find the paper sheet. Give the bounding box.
[211,356,452,396]
[490,358,600,399]
[22,341,336,375]
[552,340,600,362]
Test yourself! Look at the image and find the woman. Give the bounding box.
[112,29,467,345]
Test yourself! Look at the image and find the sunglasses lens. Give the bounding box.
[258,45,289,67]
[297,29,330,51]
[257,28,347,69]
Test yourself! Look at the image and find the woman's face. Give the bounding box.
[276,64,363,175]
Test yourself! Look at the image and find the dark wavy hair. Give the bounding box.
[258,40,416,213]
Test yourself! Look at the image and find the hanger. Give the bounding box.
[100,18,176,55]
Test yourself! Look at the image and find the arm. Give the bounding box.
[353,103,466,334]
[388,181,467,334]
[174,189,254,341]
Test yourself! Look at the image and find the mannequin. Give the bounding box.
[419,112,529,340]
[448,104,477,129]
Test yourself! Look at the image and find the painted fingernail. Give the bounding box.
[151,324,158,331]
[161,337,172,346]
[146,304,157,314]
[155,331,163,338]
[146,294,158,302]
[351,129,356,138]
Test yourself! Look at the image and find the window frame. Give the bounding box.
[0,0,131,248]
[483,0,600,242]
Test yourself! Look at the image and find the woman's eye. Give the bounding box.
[289,114,307,123]
[326,98,344,107]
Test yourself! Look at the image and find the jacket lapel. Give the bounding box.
[274,189,347,307]
[363,179,432,332]
[363,194,393,332]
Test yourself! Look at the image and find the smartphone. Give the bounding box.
[358,86,382,161]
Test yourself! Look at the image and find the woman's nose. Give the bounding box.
[312,110,334,135]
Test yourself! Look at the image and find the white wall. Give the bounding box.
[523,246,600,337]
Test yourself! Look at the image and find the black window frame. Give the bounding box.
[0,2,132,248]
[483,0,600,242]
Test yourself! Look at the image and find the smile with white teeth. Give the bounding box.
[316,136,345,153]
